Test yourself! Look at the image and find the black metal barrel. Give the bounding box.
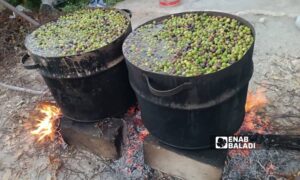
[123,11,255,149]
[22,8,136,122]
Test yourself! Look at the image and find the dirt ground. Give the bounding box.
[0,0,300,179]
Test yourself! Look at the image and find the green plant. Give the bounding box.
[23,0,41,10]
[7,0,41,10]
[60,0,89,13]
[123,13,254,77]
[7,0,20,6]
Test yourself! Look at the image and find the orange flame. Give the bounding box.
[31,102,61,142]
[229,89,269,157]
[236,88,270,134]
[245,88,267,113]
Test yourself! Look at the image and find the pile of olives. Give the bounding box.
[123,13,254,77]
[27,8,129,57]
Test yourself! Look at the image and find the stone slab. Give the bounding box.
[61,117,124,160]
[144,136,227,180]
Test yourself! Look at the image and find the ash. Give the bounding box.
[223,148,300,180]
[112,108,151,179]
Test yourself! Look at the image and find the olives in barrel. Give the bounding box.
[26,8,129,57]
[123,13,254,77]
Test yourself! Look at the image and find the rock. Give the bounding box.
[259,17,266,24]
[61,117,124,160]
[296,16,300,30]
[144,136,227,180]
[16,5,31,13]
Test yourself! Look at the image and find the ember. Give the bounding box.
[30,102,61,143]
[230,89,270,157]
[238,88,270,134]
[265,162,276,175]
[113,107,150,179]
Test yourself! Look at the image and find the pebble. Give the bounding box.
[295,16,300,30]
[258,17,266,24]
[16,5,31,13]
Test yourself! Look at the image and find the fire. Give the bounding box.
[241,111,270,134]
[245,88,267,113]
[237,88,270,134]
[31,102,61,142]
[230,89,269,157]
[115,108,150,178]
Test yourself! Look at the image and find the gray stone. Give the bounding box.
[61,117,124,160]
[144,136,227,180]
[16,5,31,13]
[259,17,266,23]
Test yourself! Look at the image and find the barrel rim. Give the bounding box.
[37,55,125,79]
[123,11,256,79]
[25,7,131,59]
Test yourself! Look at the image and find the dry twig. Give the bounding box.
[0,82,45,95]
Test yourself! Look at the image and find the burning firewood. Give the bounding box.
[27,102,62,143]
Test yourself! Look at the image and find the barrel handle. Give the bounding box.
[20,53,40,70]
[121,9,132,18]
[144,74,192,97]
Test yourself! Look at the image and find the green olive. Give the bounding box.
[123,13,254,77]
[28,8,129,57]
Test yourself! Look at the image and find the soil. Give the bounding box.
[0,10,31,64]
